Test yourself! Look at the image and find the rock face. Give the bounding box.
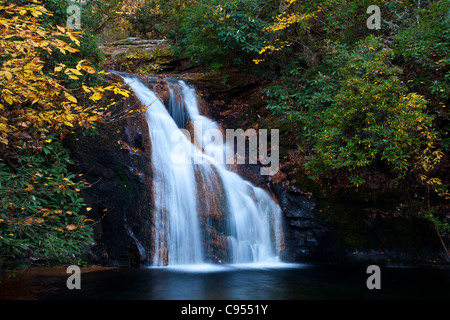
[272,184,329,262]
[64,73,154,267]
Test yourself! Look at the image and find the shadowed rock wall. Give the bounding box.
[64,73,154,267]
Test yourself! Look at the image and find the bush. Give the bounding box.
[0,138,93,272]
[265,36,440,187]
[393,0,449,103]
[129,0,272,72]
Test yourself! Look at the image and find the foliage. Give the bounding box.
[393,0,449,101]
[264,36,442,188]
[9,0,107,81]
[392,0,449,151]
[0,0,132,275]
[0,1,128,147]
[79,0,127,33]
[305,37,438,184]
[173,2,228,70]
[259,0,449,240]
[130,0,272,71]
[129,0,194,38]
[0,138,93,269]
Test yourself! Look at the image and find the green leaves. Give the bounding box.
[130,0,272,71]
[0,137,93,271]
[264,35,441,189]
[307,38,437,182]
[393,0,449,104]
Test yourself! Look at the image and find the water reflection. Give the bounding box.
[145,263,305,300]
[1,264,449,300]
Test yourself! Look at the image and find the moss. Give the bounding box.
[103,44,178,75]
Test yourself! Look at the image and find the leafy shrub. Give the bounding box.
[266,36,440,187]
[393,0,449,102]
[130,0,271,72]
[0,138,93,272]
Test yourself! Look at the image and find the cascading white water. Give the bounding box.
[118,74,283,266]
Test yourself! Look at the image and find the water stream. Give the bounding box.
[118,74,283,267]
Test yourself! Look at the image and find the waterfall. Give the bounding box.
[118,73,283,266]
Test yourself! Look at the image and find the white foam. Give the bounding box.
[147,262,306,273]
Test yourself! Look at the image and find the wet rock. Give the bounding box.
[64,73,154,267]
[272,183,329,262]
[154,76,171,105]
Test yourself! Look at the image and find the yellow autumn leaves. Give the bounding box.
[0,1,131,147]
[0,1,135,242]
[3,210,95,231]
[265,10,318,33]
[54,59,96,81]
[254,0,320,62]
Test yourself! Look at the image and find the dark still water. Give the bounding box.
[1,263,449,300]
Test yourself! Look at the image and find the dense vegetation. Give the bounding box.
[0,0,131,276]
[1,0,448,276]
[129,0,449,250]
